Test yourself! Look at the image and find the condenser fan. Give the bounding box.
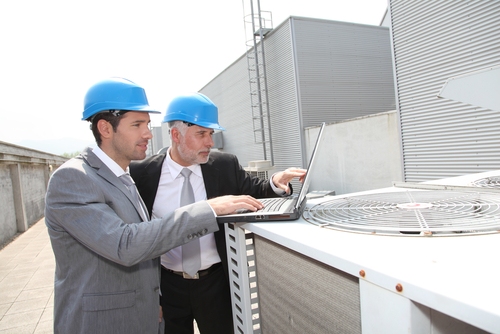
[470,176,500,188]
[303,190,500,236]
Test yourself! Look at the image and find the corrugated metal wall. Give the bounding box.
[262,19,304,170]
[292,17,396,129]
[389,0,500,182]
[201,57,266,167]
[202,19,305,175]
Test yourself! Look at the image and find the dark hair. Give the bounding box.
[90,111,128,146]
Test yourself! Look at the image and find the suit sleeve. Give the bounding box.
[45,165,219,267]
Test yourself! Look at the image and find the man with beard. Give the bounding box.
[130,92,306,334]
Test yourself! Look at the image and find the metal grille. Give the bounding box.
[254,235,361,334]
[303,190,500,236]
[471,176,500,188]
[225,224,261,334]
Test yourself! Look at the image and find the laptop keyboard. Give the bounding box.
[235,197,288,214]
[258,197,288,212]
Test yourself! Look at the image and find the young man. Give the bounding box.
[45,79,263,334]
[130,92,306,334]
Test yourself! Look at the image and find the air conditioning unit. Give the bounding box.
[244,160,273,180]
[226,170,500,334]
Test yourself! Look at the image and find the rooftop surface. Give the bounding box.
[0,219,53,333]
[0,219,201,334]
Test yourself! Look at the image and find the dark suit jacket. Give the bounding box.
[130,151,290,277]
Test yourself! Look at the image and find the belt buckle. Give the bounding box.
[183,272,199,279]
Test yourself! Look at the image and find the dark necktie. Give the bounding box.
[119,173,149,222]
[180,168,201,277]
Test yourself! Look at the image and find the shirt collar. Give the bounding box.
[165,147,202,179]
[92,146,129,177]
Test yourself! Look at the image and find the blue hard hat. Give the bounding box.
[162,93,225,130]
[82,77,160,120]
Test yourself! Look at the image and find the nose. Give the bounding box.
[206,135,214,148]
[144,127,153,140]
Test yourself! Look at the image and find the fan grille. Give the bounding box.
[303,190,500,236]
[470,176,500,188]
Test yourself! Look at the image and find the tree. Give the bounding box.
[61,150,81,158]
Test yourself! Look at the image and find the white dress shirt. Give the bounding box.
[92,146,127,177]
[152,148,221,271]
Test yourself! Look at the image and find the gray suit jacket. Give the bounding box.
[45,147,219,334]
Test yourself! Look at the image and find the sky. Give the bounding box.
[0,0,388,153]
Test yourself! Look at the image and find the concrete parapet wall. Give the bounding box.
[305,111,404,195]
[0,141,67,245]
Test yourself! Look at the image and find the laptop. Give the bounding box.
[217,122,325,223]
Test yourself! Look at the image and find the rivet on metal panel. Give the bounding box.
[359,270,366,278]
[396,283,403,292]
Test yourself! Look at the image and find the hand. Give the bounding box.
[207,195,264,215]
[272,168,307,194]
[159,306,163,323]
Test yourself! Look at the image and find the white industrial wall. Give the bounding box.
[389,0,500,182]
[305,112,403,196]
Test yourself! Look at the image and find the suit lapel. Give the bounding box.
[131,154,166,214]
[81,147,149,221]
[201,155,220,199]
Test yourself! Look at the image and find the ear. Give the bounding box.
[171,127,181,144]
[97,119,113,140]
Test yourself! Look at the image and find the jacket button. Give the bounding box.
[187,234,193,240]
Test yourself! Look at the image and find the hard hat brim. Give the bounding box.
[82,105,161,120]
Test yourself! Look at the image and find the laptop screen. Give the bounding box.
[294,122,325,209]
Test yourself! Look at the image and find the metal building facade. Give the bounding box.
[201,16,395,173]
[293,18,396,127]
[389,0,500,182]
[201,57,266,165]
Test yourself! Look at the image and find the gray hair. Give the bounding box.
[168,121,189,138]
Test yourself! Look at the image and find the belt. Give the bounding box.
[162,262,221,279]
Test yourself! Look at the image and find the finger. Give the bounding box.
[243,196,264,209]
[240,197,264,211]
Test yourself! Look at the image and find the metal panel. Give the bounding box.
[389,0,500,182]
[254,235,361,334]
[292,17,396,128]
[263,19,304,173]
[438,64,500,112]
[201,56,265,166]
[225,224,261,334]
